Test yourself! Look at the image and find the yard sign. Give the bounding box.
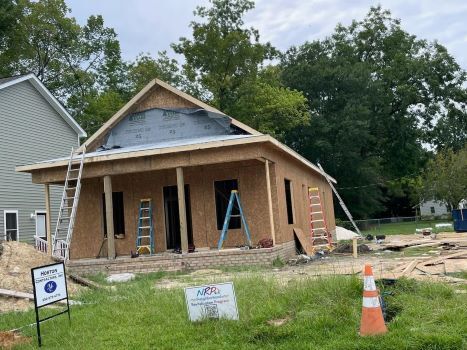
[31,262,70,347]
[184,282,239,321]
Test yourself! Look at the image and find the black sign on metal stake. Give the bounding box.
[31,262,71,347]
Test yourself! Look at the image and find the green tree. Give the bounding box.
[0,0,124,113]
[422,146,467,210]
[230,73,309,140]
[0,0,20,54]
[172,0,309,137]
[281,6,465,218]
[172,0,275,110]
[77,90,125,136]
[126,51,182,94]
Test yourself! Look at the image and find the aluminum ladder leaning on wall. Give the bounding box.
[317,162,361,236]
[135,199,154,255]
[217,190,252,250]
[52,147,86,260]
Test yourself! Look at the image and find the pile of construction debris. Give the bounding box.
[0,241,82,313]
[374,233,467,284]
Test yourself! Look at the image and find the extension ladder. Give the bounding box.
[308,187,333,251]
[217,190,252,250]
[136,199,154,254]
[317,163,361,235]
[52,147,86,260]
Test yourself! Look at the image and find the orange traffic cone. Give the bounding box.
[359,264,387,336]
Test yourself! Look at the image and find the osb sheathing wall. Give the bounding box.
[69,161,271,259]
[262,145,336,245]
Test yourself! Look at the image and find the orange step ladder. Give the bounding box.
[308,187,333,251]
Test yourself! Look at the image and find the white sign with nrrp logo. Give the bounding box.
[32,263,68,307]
[184,282,239,321]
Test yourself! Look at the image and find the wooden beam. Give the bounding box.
[352,237,358,258]
[176,167,189,253]
[265,160,276,245]
[44,184,52,256]
[103,176,116,259]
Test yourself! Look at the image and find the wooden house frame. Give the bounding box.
[17,79,336,267]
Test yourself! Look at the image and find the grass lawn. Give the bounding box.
[360,219,454,236]
[1,273,466,349]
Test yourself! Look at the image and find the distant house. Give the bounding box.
[0,74,86,245]
[414,200,450,217]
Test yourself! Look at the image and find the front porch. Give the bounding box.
[34,149,280,261]
[65,241,296,275]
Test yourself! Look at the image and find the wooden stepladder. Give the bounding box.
[136,199,154,254]
[52,147,86,260]
[308,187,333,251]
[217,190,252,250]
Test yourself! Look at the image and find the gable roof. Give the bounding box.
[79,78,261,151]
[0,73,87,138]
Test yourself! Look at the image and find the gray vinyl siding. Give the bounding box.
[0,81,79,244]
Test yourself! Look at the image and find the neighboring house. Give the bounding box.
[0,74,86,245]
[17,79,336,271]
[415,200,450,217]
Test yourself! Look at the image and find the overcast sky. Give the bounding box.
[66,0,467,69]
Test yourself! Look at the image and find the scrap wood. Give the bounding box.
[420,250,467,266]
[67,273,102,289]
[0,288,33,300]
[401,260,419,276]
[392,261,410,273]
[415,264,445,275]
[0,288,80,305]
[293,228,314,255]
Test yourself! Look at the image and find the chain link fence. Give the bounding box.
[339,215,453,235]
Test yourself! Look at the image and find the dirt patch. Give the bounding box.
[267,316,291,327]
[0,331,31,349]
[0,241,83,313]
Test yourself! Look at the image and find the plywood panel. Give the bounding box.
[134,85,198,112]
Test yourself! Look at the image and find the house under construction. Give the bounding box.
[17,79,336,273]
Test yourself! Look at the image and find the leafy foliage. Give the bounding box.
[280,6,465,217]
[421,145,467,209]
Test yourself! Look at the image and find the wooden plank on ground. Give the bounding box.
[0,288,80,305]
[293,228,314,255]
[67,273,102,289]
[420,250,467,266]
[415,264,445,275]
[401,260,419,276]
[0,288,33,300]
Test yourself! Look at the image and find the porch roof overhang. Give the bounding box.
[16,134,337,184]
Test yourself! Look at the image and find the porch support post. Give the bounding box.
[104,175,116,259]
[176,167,189,253]
[44,184,52,256]
[265,160,276,245]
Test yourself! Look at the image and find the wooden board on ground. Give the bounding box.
[420,250,467,266]
[293,228,314,255]
[401,260,419,276]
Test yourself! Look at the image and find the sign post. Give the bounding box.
[184,282,239,322]
[31,262,70,347]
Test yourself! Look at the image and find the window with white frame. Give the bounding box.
[4,210,19,241]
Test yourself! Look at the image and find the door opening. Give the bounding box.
[35,211,47,240]
[163,185,193,250]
